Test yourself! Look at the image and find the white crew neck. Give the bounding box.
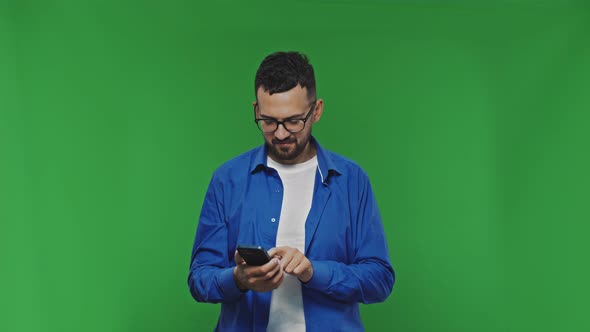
[267,155,318,174]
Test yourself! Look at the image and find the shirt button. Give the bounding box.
[271,218,276,223]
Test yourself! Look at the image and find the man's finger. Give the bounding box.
[285,255,302,274]
[255,257,280,274]
[271,264,285,286]
[280,251,295,270]
[270,246,289,257]
[264,261,281,280]
[235,250,245,264]
[267,247,277,257]
[292,260,309,275]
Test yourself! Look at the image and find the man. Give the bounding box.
[188,51,394,331]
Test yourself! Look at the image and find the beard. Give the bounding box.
[266,132,312,163]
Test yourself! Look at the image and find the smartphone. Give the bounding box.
[236,245,271,266]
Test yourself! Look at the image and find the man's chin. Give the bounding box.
[270,146,297,161]
[273,150,296,161]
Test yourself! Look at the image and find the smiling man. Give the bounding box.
[188,51,395,331]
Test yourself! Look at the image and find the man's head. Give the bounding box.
[253,51,324,164]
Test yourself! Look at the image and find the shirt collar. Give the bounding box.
[249,136,341,183]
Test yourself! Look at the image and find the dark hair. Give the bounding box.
[254,51,316,102]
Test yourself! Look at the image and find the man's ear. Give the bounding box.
[312,99,324,123]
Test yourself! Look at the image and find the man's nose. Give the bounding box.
[274,123,290,140]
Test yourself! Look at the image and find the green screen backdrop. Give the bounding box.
[1,1,589,331]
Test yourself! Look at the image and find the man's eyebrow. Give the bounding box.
[259,112,306,120]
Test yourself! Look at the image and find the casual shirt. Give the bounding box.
[188,137,395,331]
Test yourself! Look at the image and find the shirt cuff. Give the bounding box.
[219,267,244,300]
[302,260,332,291]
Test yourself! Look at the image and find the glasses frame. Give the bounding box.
[254,100,317,134]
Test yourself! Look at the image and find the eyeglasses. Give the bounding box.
[254,101,317,134]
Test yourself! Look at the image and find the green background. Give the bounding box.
[2,1,589,331]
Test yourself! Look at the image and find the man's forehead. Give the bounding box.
[256,85,309,106]
[257,104,308,119]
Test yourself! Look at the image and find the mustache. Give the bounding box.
[272,138,296,144]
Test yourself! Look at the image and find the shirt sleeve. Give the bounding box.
[187,172,244,303]
[303,172,395,304]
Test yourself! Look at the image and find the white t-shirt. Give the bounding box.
[266,155,318,332]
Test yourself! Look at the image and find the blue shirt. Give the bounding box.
[188,137,395,331]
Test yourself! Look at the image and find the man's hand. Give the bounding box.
[269,246,314,283]
[233,250,284,292]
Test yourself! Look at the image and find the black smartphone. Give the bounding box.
[236,245,271,266]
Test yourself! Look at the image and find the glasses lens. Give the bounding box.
[257,119,278,133]
[284,120,305,133]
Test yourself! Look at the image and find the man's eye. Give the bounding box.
[288,120,301,125]
[263,120,276,126]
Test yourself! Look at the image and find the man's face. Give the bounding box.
[254,85,323,165]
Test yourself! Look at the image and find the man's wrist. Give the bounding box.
[233,267,249,292]
[298,263,314,283]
